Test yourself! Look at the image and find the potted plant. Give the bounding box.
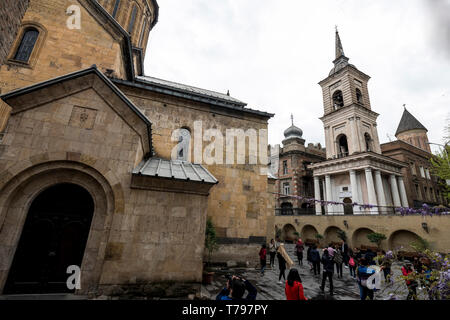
[315,233,324,247]
[203,218,218,285]
[367,232,387,250]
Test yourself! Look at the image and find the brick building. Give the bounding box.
[273,117,326,219]
[381,108,448,208]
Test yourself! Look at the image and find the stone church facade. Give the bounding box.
[0,0,273,297]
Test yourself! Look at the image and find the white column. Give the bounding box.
[325,174,333,215]
[398,176,409,207]
[314,176,322,215]
[365,168,378,214]
[374,170,387,214]
[349,170,359,214]
[390,174,402,208]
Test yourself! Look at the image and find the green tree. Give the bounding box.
[367,232,387,249]
[337,230,347,242]
[205,218,218,268]
[430,144,450,201]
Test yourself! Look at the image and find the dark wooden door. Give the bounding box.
[4,184,94,294]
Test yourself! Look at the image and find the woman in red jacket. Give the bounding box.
[285,268,307,300]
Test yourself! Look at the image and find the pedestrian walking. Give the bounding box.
[348,253,357,278]
[285,268,307,300]
[380,251,393,282]
[334,245,343,278]
[277,250,287,284]
[320,248,334,295]
[295,238,304,266]
[216,275,257,300]
[341,240,349,268]
[310,245,321,276]
[356,257,376,300]
[259,244,267,276]
[402,263,418,300]
[268,239,277,269]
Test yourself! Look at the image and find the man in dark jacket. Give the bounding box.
[320,249,335,295]
[216,275,257,300]
[310,245,321,276]
[341,241,349,268]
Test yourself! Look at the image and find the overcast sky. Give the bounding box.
[144,0,450,153]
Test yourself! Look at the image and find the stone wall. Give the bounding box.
[274,215,450,253]
[118,85,272,248]
[0,0,29,67]
[0,74,210,296]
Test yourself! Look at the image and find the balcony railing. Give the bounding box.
[275,208,316,216]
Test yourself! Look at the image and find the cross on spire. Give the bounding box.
[291,114,294,126]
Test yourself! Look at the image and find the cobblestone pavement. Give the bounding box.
[205,244,415,300]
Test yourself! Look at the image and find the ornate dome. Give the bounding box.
[284,124,303,139]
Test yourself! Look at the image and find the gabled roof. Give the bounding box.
[395,108,428,136]
[1,66,153,156]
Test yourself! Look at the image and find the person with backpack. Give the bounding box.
[277,248,287,284]
[334,245,344,279]
[320,248,335,295]
[285,268,307,300]
[295,238,305,266]
[356,257,376,300]
[348,253,357,278]
[259,244,267,276]
[310,244,321,276]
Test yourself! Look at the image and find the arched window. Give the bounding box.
[356,88,363,104]
[364,133,372,152]
[13,28,39,63]
[112,0,121,18]
[337,134,349,158]
[128,5,138,34]
[176,128,191,161]
[332,90,344,110]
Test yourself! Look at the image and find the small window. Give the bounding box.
[425,168,431,180]
[176,128,191,161]
[420,166,425,178]
[112,0,121,18]
[283,182,290,195]
[332,90,344,110]
[139,19,147,47]
[128,5,138,34]
[283,160,288,175]
[14,28,39,63]
[364,133,372,152]
[356,88,363,104]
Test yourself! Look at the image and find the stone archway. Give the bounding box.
[281,224,297,243]
[4,183,95,294]
[301,225,318,245]
[0,161,117,295]
[389,230,421,252]
[351,228,376,249]
[324,226,342,245]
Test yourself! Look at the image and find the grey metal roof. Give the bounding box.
[136,75,246,106]
[133,158,218,184]
[395,108,428,136]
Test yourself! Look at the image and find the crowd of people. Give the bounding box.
[217,237,437,301]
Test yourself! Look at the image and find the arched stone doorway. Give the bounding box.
[324,226,342,245]
[281,224,297,243]
[0,160,117,295]
[343,197,353,215]
[389,230,421,252]
[352,228,376,249]
[4,184,94,294]
[301,225,318,245]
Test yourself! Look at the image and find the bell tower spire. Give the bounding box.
[335,26,345,59]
